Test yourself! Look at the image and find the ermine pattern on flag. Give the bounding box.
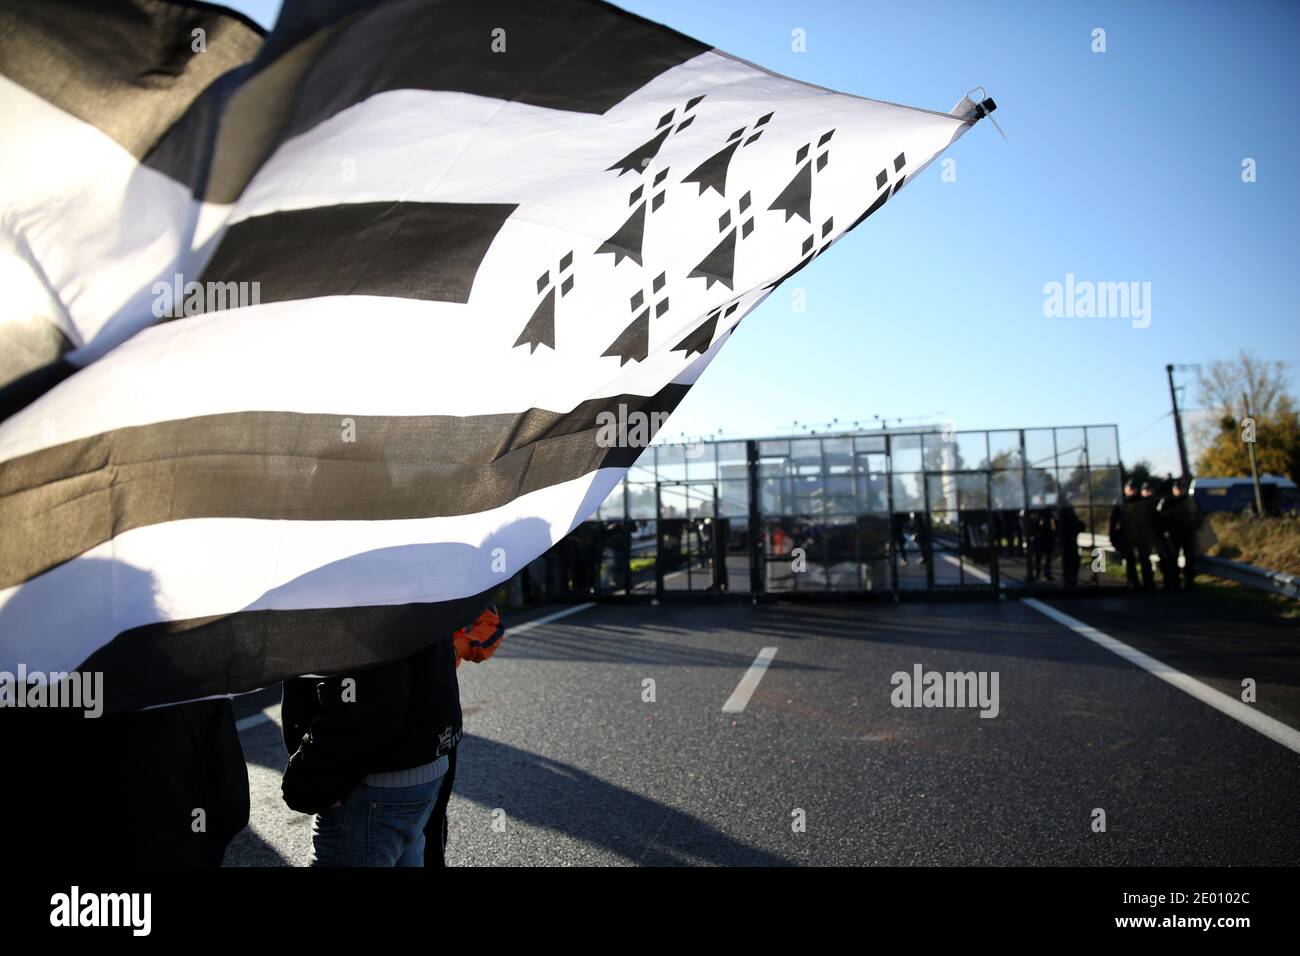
[0,0,986,711]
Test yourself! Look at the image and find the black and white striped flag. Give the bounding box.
[0,0,994,712]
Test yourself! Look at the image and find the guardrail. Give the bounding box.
[1082,532,1298,600]
[1083,532,1114,552]
[1198,555,1300,600]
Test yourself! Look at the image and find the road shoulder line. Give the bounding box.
[1023,597,1300,755]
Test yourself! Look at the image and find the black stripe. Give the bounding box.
[0,316,74,393]
[144,17,359,200]
[0,0,263,161]
[145,0,710,201]
[272,0,707,119]
[0,312,77,423]
[847,188,891,233]
[75,590,495,715]
[6,0,707,203]
[195,201,516,307]
[0,385,688,588]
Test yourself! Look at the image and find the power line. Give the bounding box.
[1122,410,1172,445]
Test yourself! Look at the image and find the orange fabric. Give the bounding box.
[453,606,504,668]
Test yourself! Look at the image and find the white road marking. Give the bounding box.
[1024,598,1300,756]
[940,553,992,583]
[509,601,596,634]
[722,647,779,713]
[236,704,281,734]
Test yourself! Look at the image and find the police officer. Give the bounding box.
[1158,478,1200,590]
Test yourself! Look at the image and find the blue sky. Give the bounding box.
[228,0,1298,474]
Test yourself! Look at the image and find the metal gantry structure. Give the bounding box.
[565,424,1126,600]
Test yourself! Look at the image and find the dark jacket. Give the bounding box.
[280,636,461,814]
[1158,493,1199,540]
[1121,495,1157,552]
[1057,504,1085,545]
[1032,509,1056,548]
[1108,501,1126,552]
[8,698,249,866]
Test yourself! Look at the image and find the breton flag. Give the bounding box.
[0,0,995,712]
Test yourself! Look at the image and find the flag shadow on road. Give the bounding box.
[451,734,793,866]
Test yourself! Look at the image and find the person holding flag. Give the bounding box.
[424,604,507,868]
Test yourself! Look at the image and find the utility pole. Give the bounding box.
[1166,364,1192,483]
[1242,391,1265,515]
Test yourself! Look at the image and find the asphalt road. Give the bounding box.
[229,590,1300,866]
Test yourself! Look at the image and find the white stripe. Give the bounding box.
[508,602,596,634]
[0,289,744,461]
[722,647,779,713]
[0,77,229,366]
[1023,598,1300,755]
[0,468,623,675]
[232,53,964,224]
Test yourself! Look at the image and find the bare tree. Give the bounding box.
[1191,351,1300,481]
[1197,351,1289,418]
[1193,351,1291,446]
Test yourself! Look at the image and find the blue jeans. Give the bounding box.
[310,759,447,867]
